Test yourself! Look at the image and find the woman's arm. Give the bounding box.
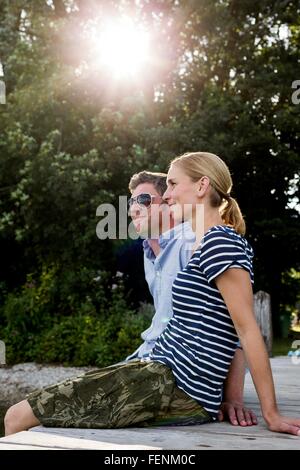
[215,268,300,436]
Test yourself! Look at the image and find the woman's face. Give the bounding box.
[163,164,201,223]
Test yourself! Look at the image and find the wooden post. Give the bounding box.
[0,341,5,365]
[253,291,273,356]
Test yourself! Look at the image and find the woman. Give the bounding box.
[4,152,300,436]
[150,151,300,435]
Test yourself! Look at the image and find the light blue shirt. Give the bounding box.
[126,222,195,360]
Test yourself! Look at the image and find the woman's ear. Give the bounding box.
[197,176,210,197]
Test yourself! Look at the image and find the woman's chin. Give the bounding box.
[170,205,185,223]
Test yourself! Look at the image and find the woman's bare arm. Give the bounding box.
[215,268,300,436]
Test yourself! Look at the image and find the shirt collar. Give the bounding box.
[142,238,155,260]
[143,222,193,254]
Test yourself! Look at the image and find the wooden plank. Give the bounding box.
[0,429,295,451]
[0,430,160,450]
[0,443,54,450]
[0,357,299,450]
[1,424,299,450]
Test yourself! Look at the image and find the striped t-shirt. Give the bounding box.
[149,225,254,419]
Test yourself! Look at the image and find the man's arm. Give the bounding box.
[219,347,258,426]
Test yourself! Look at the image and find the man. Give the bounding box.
[127,171,257,427]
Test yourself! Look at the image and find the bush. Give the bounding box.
[91,302,154,367]
[0,266,153,366]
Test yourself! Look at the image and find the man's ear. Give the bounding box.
[197,176,210,197]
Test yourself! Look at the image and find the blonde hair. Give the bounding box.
[171,152,246,235]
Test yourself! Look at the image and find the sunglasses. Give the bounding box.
[128,193,158,209]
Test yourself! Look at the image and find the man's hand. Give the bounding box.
[218,401,258,426]
[220,348,257,426]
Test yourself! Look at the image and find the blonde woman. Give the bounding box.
[149,151,300,435]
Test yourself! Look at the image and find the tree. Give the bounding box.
[0,0,299,337]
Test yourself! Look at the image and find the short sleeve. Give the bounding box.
[199,229,254,284]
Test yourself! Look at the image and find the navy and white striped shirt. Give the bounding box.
[149,225,254,419]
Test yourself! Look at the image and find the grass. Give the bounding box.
[272,338,291,356]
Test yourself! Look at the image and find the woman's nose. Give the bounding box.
[163,187,171,201]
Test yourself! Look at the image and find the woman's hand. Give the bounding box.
[265,413,300,436]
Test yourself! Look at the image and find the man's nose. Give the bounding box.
[129,203,140,218]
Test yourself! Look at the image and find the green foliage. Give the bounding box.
[0,266,150,366]
[90,300,153,367]
[280,269,300,314]
[272,337,293,357]
[0,0,299,350]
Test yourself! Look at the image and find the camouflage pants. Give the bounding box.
[27,360,211,429]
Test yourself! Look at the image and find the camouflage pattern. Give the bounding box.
[27,360,211,428]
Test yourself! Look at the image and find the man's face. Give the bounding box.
[129,183,171,238]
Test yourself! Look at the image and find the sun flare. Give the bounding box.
[93,17,150,79]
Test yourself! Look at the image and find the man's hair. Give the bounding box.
[129,171,167,196]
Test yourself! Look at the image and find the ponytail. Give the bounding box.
[221,196,246,235]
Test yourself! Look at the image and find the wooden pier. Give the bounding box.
[0,356,299,450]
